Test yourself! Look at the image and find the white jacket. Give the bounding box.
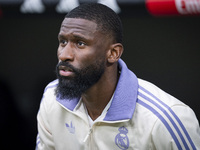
[36,59,200,150]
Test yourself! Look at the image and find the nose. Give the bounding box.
[58,43,74,62]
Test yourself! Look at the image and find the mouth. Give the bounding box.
[58,65,74,77]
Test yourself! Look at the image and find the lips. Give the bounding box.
[58,65,74,77]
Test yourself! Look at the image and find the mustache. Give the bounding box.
[56,61,79,73]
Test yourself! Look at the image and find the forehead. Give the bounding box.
[59,18,98,37]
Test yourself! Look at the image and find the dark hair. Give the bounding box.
[65,3,123,43]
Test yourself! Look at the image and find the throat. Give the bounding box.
[88,111,101,121]
[83,94,113,125]
[85,103,104,121]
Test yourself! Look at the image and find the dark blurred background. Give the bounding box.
[0,0,199,149]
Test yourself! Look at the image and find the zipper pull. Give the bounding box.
[83,129,92,143]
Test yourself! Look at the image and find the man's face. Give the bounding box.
[55,18,110,99]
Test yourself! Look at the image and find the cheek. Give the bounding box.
[76,53,94,67]
[76,51,104,69]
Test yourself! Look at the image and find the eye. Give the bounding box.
[59,39,67,46]
[77,41,86,48]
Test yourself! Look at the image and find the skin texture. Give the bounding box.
[57,18,123,120]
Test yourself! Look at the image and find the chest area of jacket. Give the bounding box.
[49,113,154,150]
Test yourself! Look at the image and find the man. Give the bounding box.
[36,3,200,150]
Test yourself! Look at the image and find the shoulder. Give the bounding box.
[136,78,200,149]
[39,79,58,111]
[137,78,185,107]
[44,79,58,93]
[42,79,58,98]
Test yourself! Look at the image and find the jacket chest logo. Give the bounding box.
[65,121,75,134]
[115,126,129,150]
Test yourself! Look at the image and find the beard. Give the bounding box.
[55,59,105,100]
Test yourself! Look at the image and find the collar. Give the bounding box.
[56,59,138,121]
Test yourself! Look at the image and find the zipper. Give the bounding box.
[83,128,92,143]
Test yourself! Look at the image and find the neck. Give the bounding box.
[82,63,119,121]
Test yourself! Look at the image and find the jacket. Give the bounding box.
[36,59,200,150]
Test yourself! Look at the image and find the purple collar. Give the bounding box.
[56,59,138,121]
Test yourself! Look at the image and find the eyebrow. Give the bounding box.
[58,33,90,42]
[58,34,64,39]
[73,34,88,41]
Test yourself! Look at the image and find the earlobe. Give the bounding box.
[107,43,123,64]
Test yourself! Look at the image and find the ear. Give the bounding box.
[107,43,124,64]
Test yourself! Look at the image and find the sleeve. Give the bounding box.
[151,104,200,150]
[36,93,55,150]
